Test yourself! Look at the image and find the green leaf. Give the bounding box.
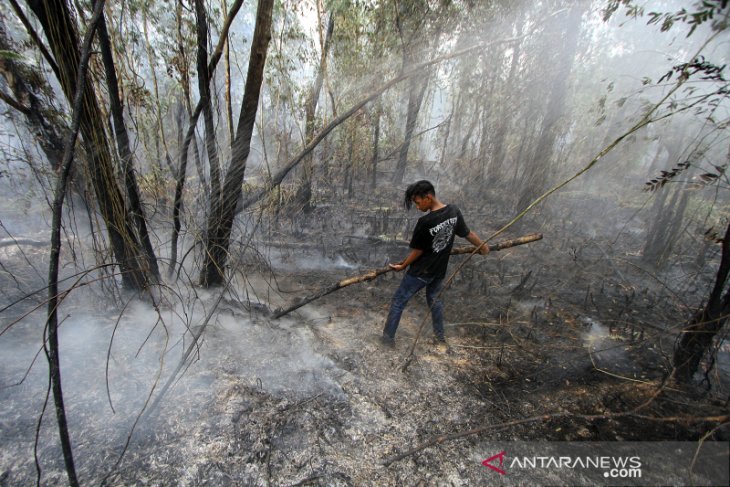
[0,50,25,62]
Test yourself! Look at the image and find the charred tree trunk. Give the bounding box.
[195,0,222,209]
[27,0,154,289]
[200,0,274,287]
[96,2,160,280]
[168,0,244,277]
[674,220,730,382]
[175,0,207,194]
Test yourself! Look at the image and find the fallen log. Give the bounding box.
[272,233,542,319]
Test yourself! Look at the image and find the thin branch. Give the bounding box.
[0,89,31,113]
[44,1,107,485]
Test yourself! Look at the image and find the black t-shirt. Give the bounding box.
[408,205,470,279]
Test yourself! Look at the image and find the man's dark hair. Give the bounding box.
[404,180,435,209]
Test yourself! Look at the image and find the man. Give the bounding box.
[382,180,488,347]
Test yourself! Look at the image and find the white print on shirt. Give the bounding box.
[429,217,457,253]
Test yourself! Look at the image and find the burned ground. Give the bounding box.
[0,189,728,486]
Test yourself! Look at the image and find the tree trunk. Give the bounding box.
[195,0,222,209]
[298,12,335,209]
[371,99,381,189]
[27,0,154,289]
[141,5,172,176]
[222,0,235,149]
[200,0,274,287]
[96,2,160,280]
[476,68,499,180]
[176,0,207,194]
[344,121,355,197]
[674,219,730,382]
[168,0,244,277]
[488,18,523,185]
[392,73,428,185]
[517,4,583,211]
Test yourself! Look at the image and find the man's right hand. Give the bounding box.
[389,262,407,271]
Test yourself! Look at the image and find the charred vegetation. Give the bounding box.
[0,0,729,485]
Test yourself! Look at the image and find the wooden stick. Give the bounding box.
[272,233,542,319]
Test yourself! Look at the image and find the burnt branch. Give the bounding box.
[273,234,542,320]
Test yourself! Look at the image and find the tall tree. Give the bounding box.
[26,0,156,289]
[168,0,244,277]
[486,15,524,184]
[195,0,222,209]
[674,220,730,382]
[297,11,335,209]
[96,0,160,280]
[517,3,584,210]
[391,0,431,185]
[200,0,274,287]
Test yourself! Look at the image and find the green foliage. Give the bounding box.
[604,0,728,36]
[646,0,728,36]
[658,55,727,84]
[0,50,24,62]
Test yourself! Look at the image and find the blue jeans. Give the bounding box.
[383,272,445,339]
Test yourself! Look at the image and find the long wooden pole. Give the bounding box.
[272,233,542,319]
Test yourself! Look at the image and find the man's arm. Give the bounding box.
[465,231,489,255]
[389,248,424,271]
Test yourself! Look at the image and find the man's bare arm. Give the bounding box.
[390,248,424,271]
[465,231,489,255]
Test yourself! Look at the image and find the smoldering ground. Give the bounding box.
[0,277,347,484]
[1,1,730,485]
[0,188,728,485]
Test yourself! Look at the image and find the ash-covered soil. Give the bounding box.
[1,191,728,486]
